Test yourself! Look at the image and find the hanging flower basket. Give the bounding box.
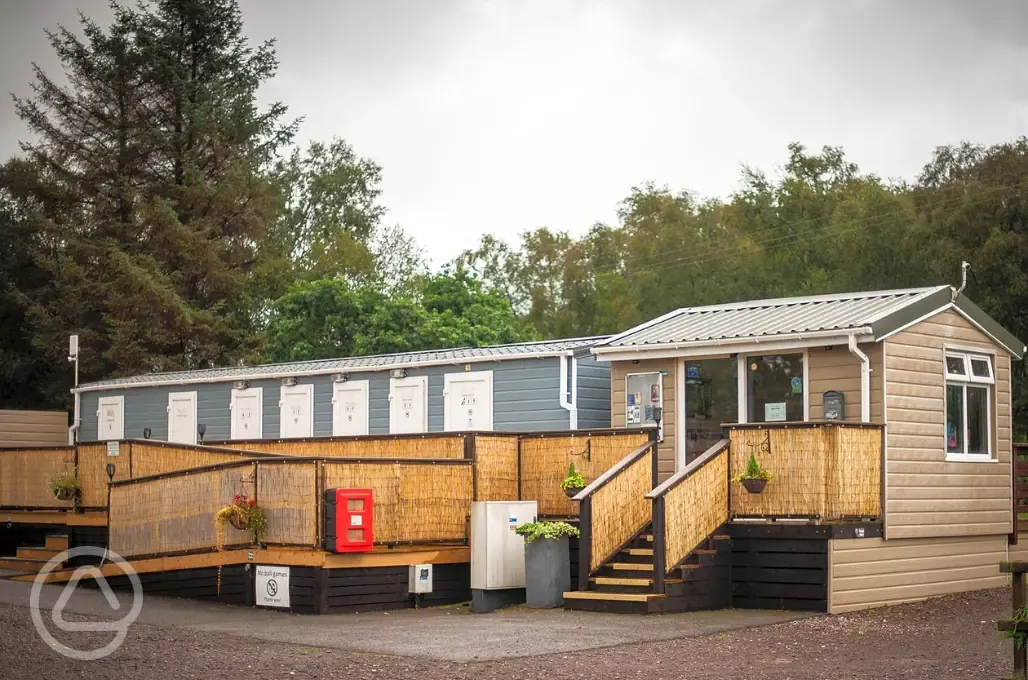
[54,487,78,502]
[563,486,583,499]
[215,493,267,550]
[741,478,767,494]
[560,461,586,500]
[226,506,248,531]
[48,472,80,502]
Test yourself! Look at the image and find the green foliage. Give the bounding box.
[732,454,772,483]
[263,268,539,362]
[1003,604,1028,650]
[48,471,80,499]
[515,520,580,544]
[561,461,585,490]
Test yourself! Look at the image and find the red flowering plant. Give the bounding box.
[215,491,267,548]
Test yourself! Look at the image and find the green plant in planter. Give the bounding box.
[560,461,585,497]
[731,454,772,493]
[515,520,580,544]
[48,471,80,501]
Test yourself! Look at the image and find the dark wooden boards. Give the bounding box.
[727,524,829,613]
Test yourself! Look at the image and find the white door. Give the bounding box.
[333,381,369,436]
[97,396,124,441]
[230,387,263,439]
[444,371,494,431]
[389,376,428,434]
[167,391,198,444]
[280,384,314,438]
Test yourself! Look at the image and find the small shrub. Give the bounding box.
[560,461,585,491]
[731,454,772,483]
[515,520,580,544]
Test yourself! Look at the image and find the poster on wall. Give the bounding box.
[764,402,787,422]
[255,565,290,608]
[650,384,660,402]
[627,405,642,425]
[627,392,640,407]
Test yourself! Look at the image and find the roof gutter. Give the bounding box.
[847,334,871,422]
[558,351,578,429]
[593,327,875,359]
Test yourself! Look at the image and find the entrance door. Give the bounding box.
[680,358,738,468]
[230,387,263,439]
[444,371,494,431]
[167,391,198,444]
[389,376,428,434]
[333,380,369,436]
[280,384,314,438]
[97,396,124,441]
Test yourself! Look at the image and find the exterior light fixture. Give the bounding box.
[197,423,207,443]
[390,368,407,379]
[282,377,297,387]
[142,427,152,439]
[105,463,116,481]
[332,373,350,383]
[233,380,249,390]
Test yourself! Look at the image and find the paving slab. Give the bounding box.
[0,578,814,662]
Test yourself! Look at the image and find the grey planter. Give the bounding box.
[524,536,571,608]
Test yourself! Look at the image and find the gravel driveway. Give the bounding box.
[0,588,1011,679]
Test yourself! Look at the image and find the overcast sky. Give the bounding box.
[2,1,1027,265]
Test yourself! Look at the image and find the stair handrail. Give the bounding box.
[574,436,659,591]
[645,438,729,594]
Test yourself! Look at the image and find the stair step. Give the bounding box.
[610,562,653,571]
[563,591,664,602]
[45,535,69,550]
[712,534,730,541]
[16,548,60,561]
[590,577,682,587]
[694,549,716,555]
[625,548,653,556]
[0,557,50,573]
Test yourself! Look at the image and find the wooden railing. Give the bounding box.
[108,456,474,559]
[727,422,883,520]
[207,432,469,459]
[575,441,658,590]
[1014,444,1028,543]
[646,440,729,594]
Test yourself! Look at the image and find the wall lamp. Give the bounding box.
[281,377,297,387]
[197,423,207,443]
[390,368,407,379]
[142,427,152,439]
[233,380,249,390]
[332,373,350,383]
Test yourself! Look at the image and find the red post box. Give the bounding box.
[324,488,374,553]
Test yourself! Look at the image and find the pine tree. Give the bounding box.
[6,0,295,399]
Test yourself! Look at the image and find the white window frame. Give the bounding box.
[736,349,809,424]
[624,371,664,442]
[279,383,314,439]
[167,391,198,445]
[443,371,494,431]
[230,387,264,440]
[944,351,994,462]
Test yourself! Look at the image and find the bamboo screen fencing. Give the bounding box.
[728,424,882,519]
[660,448,728,572]
[77,442,128,507]
[130,442,269,479]
[588,447,653,570]
[109,463,258,558]
[256,460,319,547]
[322,460,473,543]
[472,435,519,501]
[520,432,651,516]
[0,447,76,509]
[209,435,467,459]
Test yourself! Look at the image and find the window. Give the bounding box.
[746,354,804,423]
[945,352,993,460]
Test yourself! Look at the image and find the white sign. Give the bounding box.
[764,402,787,422]
[255,565,290,608]
[106,441,120,457]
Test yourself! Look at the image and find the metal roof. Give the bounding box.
[75,336,609,392]
[596,286,1026,359]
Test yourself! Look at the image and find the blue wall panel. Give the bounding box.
[76,354,611,441]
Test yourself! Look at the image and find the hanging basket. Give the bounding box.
[563,486,583,499]
[53,487,77,502]
[227,507,249,531]
[741,478,767,494]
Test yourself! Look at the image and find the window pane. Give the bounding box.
[626,373,662,427]
[967,386,989,455]
[946,384,963,453]
[684,359,738,463]
[970,358,991,379]
[946,356,966,376]
[747,354,804,423]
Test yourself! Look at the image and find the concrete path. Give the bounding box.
[0,578,814,662]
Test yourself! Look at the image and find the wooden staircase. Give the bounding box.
[563,527,732,614]
[0,534,67,575]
